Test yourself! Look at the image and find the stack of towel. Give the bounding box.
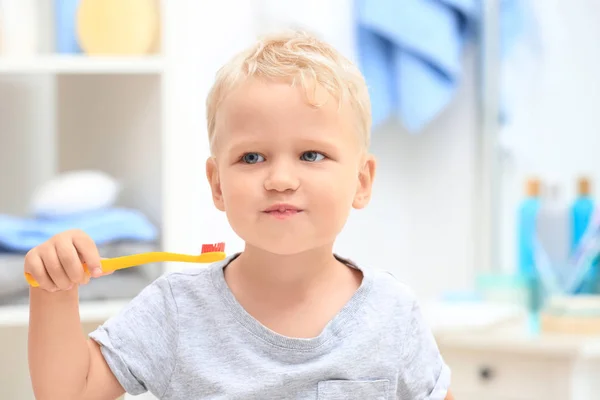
[0,170,161,304]
[0,207,158,253]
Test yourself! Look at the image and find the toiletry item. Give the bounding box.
[517,178,546,336]
[517,178,542,277]
[566,208,600,294]
[76,0,160,55]
[55,0,81,54]
[536,183,570,276]
[0,0,39,56]
[571,177,595,251]
[25,242,226,287]
[571,177,598,293]
[476,273,529,306]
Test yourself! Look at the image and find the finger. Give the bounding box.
[71,231,103,278]
[39,245,72,290]
[25,249,57,292]
[55,240,85,284]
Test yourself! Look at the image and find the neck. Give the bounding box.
[226,243,342,292]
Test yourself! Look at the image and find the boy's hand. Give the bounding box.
[24,229,112,292]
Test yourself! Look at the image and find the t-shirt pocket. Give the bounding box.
[317,379,390,400]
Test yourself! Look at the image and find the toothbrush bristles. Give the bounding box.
[201,242,225,253]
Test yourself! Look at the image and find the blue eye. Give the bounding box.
[241,153,265,164]
[300,151,325,162]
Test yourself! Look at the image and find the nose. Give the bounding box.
[263,160,300,192]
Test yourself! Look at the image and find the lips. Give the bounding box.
[264,203,301,212]
[263,203,303,219]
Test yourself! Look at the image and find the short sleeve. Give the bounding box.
[397,300,451,400]
[89,274,178,397]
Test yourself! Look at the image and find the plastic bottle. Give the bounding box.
[536,183,570,268]
[517,178,544,335]
[571,177,598,293]
[571,177,594,251]
[517,178,542,277]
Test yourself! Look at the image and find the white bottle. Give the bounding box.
[0,0,39,56]
[536,183,570,278]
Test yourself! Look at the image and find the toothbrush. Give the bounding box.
[565,209,600,293]
[532,237,561,293]
[25,242,226,288]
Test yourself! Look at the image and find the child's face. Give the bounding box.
[206,79,375,255]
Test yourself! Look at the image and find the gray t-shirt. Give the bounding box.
[89,254,451,399]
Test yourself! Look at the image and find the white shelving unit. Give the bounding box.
[0,1,248,398]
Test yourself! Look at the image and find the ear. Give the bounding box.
[206,156,225,211]
[352,153,376,209]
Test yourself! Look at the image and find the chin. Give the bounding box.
[249,239,316,256]
[229,221,341,256]
[242,231,331,256]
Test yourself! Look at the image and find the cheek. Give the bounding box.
[310,169,357,209]
[219,172,257,235]
[220,171,255,208]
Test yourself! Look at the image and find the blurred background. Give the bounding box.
[0,0,599,399]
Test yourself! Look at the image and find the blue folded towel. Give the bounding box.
[355,0,527,133]
[0,208,158,253]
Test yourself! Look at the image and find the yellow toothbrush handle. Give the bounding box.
[24,251,227,288]
[102,252,227,271]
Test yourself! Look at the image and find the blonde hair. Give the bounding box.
[205,30,372,152]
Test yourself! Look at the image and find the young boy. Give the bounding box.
[26,31,452,399]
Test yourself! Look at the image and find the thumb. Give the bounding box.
[99,257,115,275]
[89,257,109,278]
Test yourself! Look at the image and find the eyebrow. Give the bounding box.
[225,138,263,156]
[226,136,343,155]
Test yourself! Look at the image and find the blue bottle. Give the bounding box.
[518,178,542,277]
[572,177,597,293]
[517,178,543,334]
[55,0,82,54]
[572,177,594,250]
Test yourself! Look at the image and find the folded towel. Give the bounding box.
[0,207,158,253]
[355,0,528,132]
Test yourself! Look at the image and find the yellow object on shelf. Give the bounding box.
[541,295,600,335]
[76,0,160,55]
[541,313,600,335]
